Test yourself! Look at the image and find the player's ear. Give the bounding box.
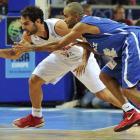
[75,13,79,22]
[35,18,41,24]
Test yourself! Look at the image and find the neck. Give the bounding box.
[36,22,47,38]
[80,15,85,20]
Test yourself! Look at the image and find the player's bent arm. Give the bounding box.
[54,22,101,49]
[82,48,91,62]
[76,41,101,55]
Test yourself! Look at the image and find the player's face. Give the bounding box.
[21,16,38,36]
[63,8,77,29]
[114,8,125,20]
[84,7,92,16]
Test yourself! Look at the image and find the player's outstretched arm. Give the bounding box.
[13,23,96,52]
[13,23,101,53]
[0,48,23,59]
[13,27,82,53]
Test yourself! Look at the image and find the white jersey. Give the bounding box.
[31,18,106,92]
[31,18,95,62]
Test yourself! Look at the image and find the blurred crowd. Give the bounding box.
[0,0,8,21]
[51,0,139,5]
[0,0,8,15]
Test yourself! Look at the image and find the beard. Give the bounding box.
[25,24,38,36]
[67,23,75,29]
[67,19,77,29]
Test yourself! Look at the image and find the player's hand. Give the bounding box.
[12,38,33,55]
[73,60,88,77]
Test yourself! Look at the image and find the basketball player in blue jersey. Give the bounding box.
[13,2,140,132]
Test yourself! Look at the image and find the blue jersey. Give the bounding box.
[80,16,140,57]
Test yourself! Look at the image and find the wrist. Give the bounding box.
[82,59,88,63]
[31,45,37,51]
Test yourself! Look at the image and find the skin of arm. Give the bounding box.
[82,48,91,63]
[33,23,100,51]
[13,20,71,52]
[73,38,100,77]
[13,22,101,52]
[73,48,91,77]
[0,48,23,59]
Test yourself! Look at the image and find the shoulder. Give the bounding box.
[55,20,66,29]
[55,20,71,36]
[45,18,62,27]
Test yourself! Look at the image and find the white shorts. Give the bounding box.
[32,53,106,93]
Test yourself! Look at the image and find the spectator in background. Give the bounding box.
[113,5,133,25]
[82,4,93,16]
[48,7,54,18]
[89,0,112,5]
[66,0,77,5]
[112,0,129,5]
[55,0,77,19]
[0,0,8,15]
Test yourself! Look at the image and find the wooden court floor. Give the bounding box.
[0,107,140,140]
[0,126,140,140]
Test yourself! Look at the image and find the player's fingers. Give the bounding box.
[71,43,76,46]
[78,66,82,77]
[81,65,86,76]
[22,38,26,42]
[78,66,81,77]
[83,67,86,74]
[73,68,77,72]
[76,67,80,77]
[14,42,20,45]
[80,66,84,77]
[76,67,79,77]
[73,69,76,72]
[12,46,22,49]
[13,46,23,52]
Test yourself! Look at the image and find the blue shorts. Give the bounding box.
[101,30,140,88]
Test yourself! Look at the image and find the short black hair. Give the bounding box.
[66,2,85,17]
[20,5,44,23]
[82,4,91,10]
[113,5,124,14]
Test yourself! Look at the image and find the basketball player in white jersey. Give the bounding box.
[12,5,123,128]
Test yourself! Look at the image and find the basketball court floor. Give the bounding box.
[0,107,139,140]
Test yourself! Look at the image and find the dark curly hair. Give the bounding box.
[20,5,44,24]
